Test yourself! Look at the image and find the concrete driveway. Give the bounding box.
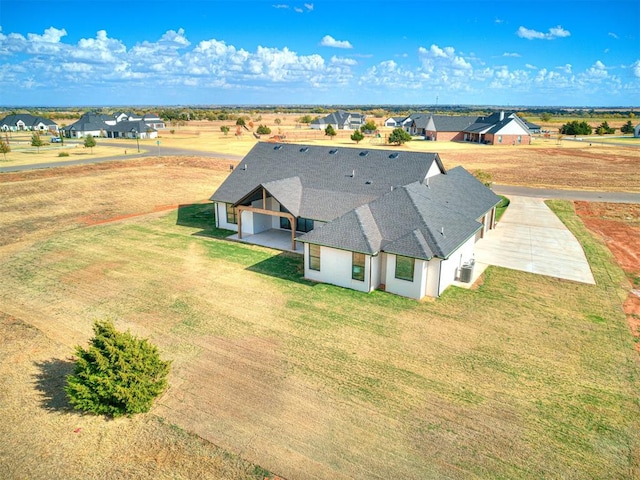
[473,196,595,284]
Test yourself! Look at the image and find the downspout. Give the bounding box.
[369,255,373,293]
[436,259,442,298]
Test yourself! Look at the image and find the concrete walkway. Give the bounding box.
[473,196,595,284]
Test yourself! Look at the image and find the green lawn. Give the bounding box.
[1,202,638,479]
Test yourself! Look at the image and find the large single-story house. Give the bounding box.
[0,114,58,133]
[310,110,365,130]
[210,143,501,300]
[384,116,409,128]
[62,112,160,139]
[388,111,537,145]
[462,112,533,145]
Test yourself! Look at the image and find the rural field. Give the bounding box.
[1,123,640,479]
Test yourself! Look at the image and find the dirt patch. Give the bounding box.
[575,201,640,352]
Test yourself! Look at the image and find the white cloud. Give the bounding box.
[585,60,608,79]
[558,63,572,74]
[517,25,570,40]
[608,32,619,39]
[320,35,353,49]
[272,4,289,9]
[633,60,640,78]
[418,44,472,76]
[26,27,68,54]
[503,52,520,57]
[495,18,503,24]
[525,64,537,69]
[294,7,303,13]
[304,3,314,10]
[330,55,357,66]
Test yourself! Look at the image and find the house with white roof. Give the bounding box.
[210,143,501,300]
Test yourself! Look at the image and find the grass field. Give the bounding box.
[1,156,639,478]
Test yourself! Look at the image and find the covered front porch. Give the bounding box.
[227,229,304,254]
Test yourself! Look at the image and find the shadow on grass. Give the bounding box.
[176,203,234,239]
[34,358,75,412]
[247,251,313,285]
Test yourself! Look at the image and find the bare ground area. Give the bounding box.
[1,154,640,479]
[575,201,640,353]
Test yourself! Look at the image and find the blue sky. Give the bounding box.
[1,0,638,106]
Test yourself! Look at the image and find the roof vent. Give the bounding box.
[243,164,248,171]
[274,145,283,150]
[359,151,369,157]
[389,153,399,159]
[329,149,338,154]
[300,147,309,153]
[351,169,355,177]
[440,227,445,237]
[365,180,372,185]
[229,164,234,171]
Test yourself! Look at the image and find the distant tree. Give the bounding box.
[83,134,97,152]
[31,132,44,153]
[220,125,230,136]
[253,115,262,122]
[559,121,592,136]
[350,130,364,144]
[256,124,271,135]
[595,121,615,135]
[65,320,171,418]
[540,112,552,122]
[388,128,412,145]
[325,124,337,140]
[235,118,246,127]
[274,118,282,126]
[361,121,377,133]
[0,139,10,160]
[621,120,634,134]
[299,114,313,124]
[248,121,254,130]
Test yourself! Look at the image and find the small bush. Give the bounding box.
[58,151,70,157]
[65,320,171,417]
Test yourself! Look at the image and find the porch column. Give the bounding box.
[291,217,297,251]
[237,208,242,240]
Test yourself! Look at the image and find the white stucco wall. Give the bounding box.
[384,254,428,300]
[438,235,476,295]
[215,202,239,231]
[303,244,372,293]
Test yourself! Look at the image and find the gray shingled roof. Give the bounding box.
[211,142,443,222]
[430,115,479,132]
[299,175,497,260]
[0,114,57,128]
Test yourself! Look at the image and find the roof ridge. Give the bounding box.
[354,203,382,253]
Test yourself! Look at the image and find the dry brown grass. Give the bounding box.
[1,138,639,479]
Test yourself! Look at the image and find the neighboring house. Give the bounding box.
[384,116,407,128]
[105,120,157,139]
[0,114,58,133]
[463,112,533,145]
[523,119,541,134]
[210,143,500,300]
[62,111,163,138]
[62,113,107,138]
[424,115,479,141]
[310,110,365,130]
[634,124,640,138]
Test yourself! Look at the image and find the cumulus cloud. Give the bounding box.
[331,55,357,66]
[418,44,472,75]
[525,63,537,69]
[517,25,570,40]
[320,35,353,49]
[633,60,640,78]
[585,60,608,79]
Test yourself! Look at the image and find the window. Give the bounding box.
[497,135,503,144]
[395,255,414,281]
[352,252,365,281]
[309,244,320,271]
[517,135,522,144]
[225,203,237,224]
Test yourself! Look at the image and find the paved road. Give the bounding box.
[493,185,640,204]
[0,144,244,173]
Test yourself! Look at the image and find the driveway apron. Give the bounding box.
[474,196,595,284]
